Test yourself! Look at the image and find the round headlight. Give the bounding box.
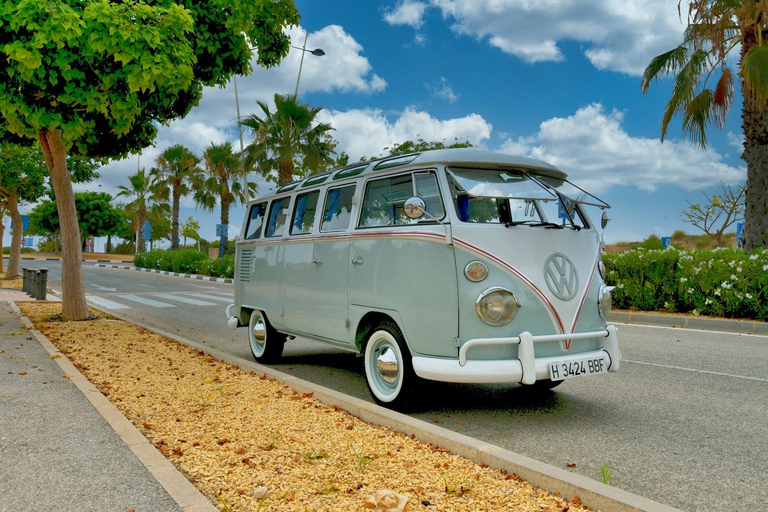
[464,261,488,282]
[598,284,613,319]
[476,287,519,325]
[598,260,606,280]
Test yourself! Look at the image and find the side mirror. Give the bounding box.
[601,211,611,229]
[403,197,426,220]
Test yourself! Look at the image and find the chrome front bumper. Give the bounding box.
[412,325,620,384]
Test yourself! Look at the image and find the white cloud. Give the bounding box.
[414,0,687,75]
[498,103,746,193]
[317,107,492,160]
[384,1,430,28]
[426,77,458,103]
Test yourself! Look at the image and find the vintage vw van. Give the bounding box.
[227,149,620,408]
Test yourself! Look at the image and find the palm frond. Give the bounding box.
[682,88,714,148]
[712,67,733,128]
[742,38,768,102]
[641,46,689,93]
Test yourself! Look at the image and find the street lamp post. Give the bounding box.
[292,31,325,98]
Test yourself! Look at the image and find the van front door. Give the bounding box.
[349,172,459,358]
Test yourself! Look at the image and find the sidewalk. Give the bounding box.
[0,301,190,512]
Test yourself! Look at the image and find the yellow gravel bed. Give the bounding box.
[18,302,591,512]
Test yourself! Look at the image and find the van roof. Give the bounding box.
[253,149,566,203]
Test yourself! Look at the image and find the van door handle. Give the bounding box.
[352,257,364,266]
[312,259,323,265]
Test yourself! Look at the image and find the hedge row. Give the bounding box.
[134,248,235,278]
[134,247,768,321]
[604,248,768,321]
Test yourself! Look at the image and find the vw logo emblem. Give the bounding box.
[543,253,579,301]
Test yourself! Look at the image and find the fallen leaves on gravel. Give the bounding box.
[18,302,594,512]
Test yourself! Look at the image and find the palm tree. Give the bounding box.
[241,93,335,186]
[152,145,200,250]
[641,1,768,251]
[196,142,255,231]
[116,168,155,253]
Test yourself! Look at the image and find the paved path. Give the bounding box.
[0,301,188,512]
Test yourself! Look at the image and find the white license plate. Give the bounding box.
[548,357,607,381]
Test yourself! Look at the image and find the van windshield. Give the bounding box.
[446,167,598,229]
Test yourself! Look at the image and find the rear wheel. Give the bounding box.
[248,310,285,363]
[363,320,415,409]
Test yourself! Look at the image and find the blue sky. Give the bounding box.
[5,0,747,250]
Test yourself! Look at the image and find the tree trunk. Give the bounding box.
[39,128,90,321]
[741,29,768,252]
[278,159,294,186]
[137,206,147,253]
[106,235,112,254]
[54,230,60,254]
[171,188,180,250]
[4,194,23,279]
[0,206,5,274]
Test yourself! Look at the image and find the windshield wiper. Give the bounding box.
[529,222,564,229]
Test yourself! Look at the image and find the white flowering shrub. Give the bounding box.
[604,248,768,320]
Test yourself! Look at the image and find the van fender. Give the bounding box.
[349,305,407,354]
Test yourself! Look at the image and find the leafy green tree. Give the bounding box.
[681,183,745,248]
[641,1,768,251]
[116,168,156,253]
[381,138,473,158]
[74,192,124,249]
[0,0,299,320]
[0,144,47,278]
[181,216,201,249]
[196,142,255,232]
[242,93,335,186]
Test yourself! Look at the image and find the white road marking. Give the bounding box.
[154,294,217,306]
[90,284,117,292]
[193,293,234,302]
[117,294,176,308]
[177,283,220,290]
[87,296,131,310]
[625,359,768,383]
[137,284,154,288]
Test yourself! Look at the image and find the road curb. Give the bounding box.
[608,311,768,336]
[88,303,680,512]
[8,301,218,512]
[93,264,233,284]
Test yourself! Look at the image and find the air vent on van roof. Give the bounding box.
[301,172,331,187]
[373,153,419,171]
[333,164,368,180]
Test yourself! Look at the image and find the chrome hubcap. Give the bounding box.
[251,314,266,353]
[376,344,399,386]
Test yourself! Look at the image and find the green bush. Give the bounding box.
[112,241,135,255]
[133,248,233,278]
[605,248,768,320]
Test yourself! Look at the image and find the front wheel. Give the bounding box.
[248,310,285,363]
[363,321,415,410]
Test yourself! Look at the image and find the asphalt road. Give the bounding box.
[10,258,768,511]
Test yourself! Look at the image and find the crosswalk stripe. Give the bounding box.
[193,293,234,303]
[117,294,176,308]
[87,296,131,310]
[153,294,217,306]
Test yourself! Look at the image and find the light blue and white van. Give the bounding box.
[227,149,620,408]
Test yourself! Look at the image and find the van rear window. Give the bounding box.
[244,202,267,239]
[321,185,355,232]
[291,191,320,235]
[266,197,291,237]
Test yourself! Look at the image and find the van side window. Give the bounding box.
[266,197,291,237]
[244,202,267,239]
[320,185,355,232]
[359,172,443,228]
[290,191,320,235]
